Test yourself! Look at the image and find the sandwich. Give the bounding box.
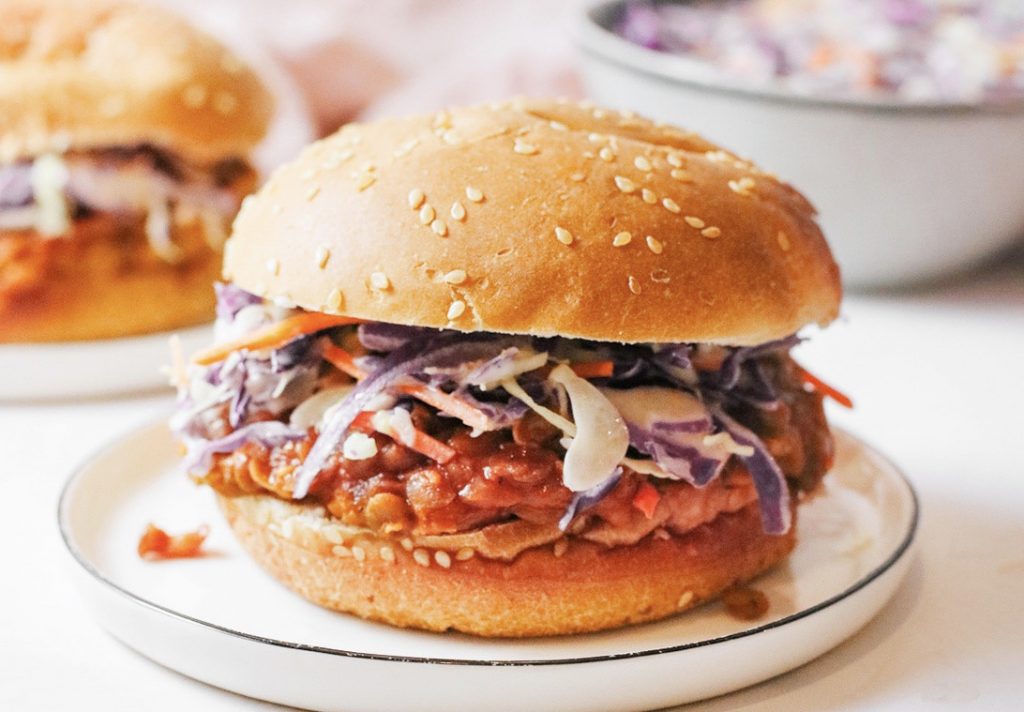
[0,0,272,342]
[172,98,844,637]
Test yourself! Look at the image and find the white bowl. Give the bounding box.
[575,1,1024,288]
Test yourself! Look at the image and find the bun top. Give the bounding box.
[225,98,841,345]
[0,0,272,164]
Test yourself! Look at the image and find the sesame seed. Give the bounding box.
[628,276,642,294]
[326,288,343,311]
[443,269,467,284]
[614,176,637,193]
[305,185,320,201]
[442,129,461,144]
[393,138,420,158]
[408,189,425,209]
[413,549,431,567]
[728,177,756,196]
[646,236,664,254]
[400,538,414,551]
[662,197,681,214]
[553,539,569,558]
[651,268,671,283]
[777,231,791,251]
[666,153,684,168]
[332,545,351,557]
[598,147,615,162]
[432,110,451,128]
[323,528,343,544]
[641,188,657,205]
[182,84,207,108]
[370,272,390,290]
[613,231,632,247]
[447,300,466,320]
[593,108,607,119]
[380,546,396,563]
[554,226,574,245]
[455,547,475,561]
[450,201,466,221]
[706,150,730,163]
[513,139,539,155]
[435,551,452,568]
[570,172,586,182]
[588,132,604,143]
[356,173,376,191]
[582,151,595,159]
[671,169,693,182]
[466,186,484,203]
[678,591,695,608]
[549,120,568,131]
[213,92,237,115]
[431,219,448,236]
[701,227,722,239]
[266,258,280,275]
[419,204,435,225]
[634,156,652,171]
[684,216,705,229]
[352,546,366,562]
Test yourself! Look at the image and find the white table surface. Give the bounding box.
[2,251,1022,711]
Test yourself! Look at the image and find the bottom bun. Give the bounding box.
[0,214,223,343]
[218,493,797,638]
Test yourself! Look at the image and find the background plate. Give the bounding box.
[59,422,917,712]
[0,324,210,401]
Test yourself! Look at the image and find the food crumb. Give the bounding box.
[722,585,770,621]
[138,523,209,560]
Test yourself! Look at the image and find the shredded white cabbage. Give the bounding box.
[702,431,754,457]
[289,385,354,430]
[547,365,630,491]
[29,153,70,237]
[499,377,576,435]
[469,348,549,390]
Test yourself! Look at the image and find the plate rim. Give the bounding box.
[57,420,919,668]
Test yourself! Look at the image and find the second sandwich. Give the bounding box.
[173,98,843,637]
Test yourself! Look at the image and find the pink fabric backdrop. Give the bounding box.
[157,0,583,135]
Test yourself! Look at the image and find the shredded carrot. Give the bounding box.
[798,367,853,409]
[349,411,376,433]
[396,382,493,433]
[569,360,615,379]
[401,427,457,464]
[192,313,362,365]
[349,410,456,464]
[138,523,209,560]
[632,481,661,519]
[323,343,368,379]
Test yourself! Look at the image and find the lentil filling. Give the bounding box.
[199,352,832,543]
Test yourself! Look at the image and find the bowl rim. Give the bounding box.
[575,0,1024,115]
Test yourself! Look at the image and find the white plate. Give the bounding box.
[59,422,917,712]
[0,325,210,401]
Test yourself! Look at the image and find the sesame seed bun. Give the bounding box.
[225,98,840,345]
[0,214,224,342]
[0,0,272,164]
[218,493,796,637]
